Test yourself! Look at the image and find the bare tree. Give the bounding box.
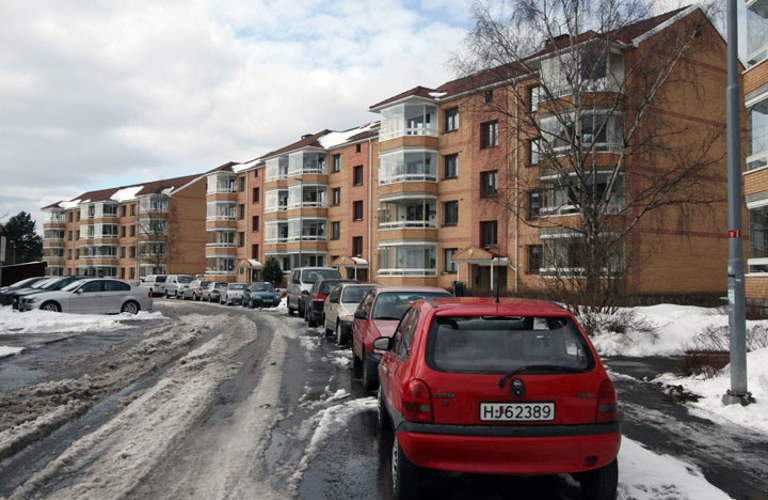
[454,0,727,312]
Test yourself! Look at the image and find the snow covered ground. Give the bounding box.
[1,301,765,499]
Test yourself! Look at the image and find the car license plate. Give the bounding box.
[480,402,555,422]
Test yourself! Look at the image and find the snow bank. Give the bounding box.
[0,306,163,335]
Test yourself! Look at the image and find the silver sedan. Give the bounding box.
[17,278,153,314]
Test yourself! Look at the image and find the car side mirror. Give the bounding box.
[354,309,368,320]
[373,336,392,352]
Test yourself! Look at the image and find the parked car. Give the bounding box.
[17,278,153,315]
[375,297,620,500]
[221,282,247,305]
[352,286,451,391]
[0,276,50,305]
[140,274,167,297]
[323,283,378,345]
[202,281,229,302]
[184,279,211,300]
[242,282,279,308]
[161,274,196,298]
[11,276,85,310]
[286,267,341,317]
[304,278,356,327]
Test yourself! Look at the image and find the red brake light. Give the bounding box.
[402,379,433,423]
[312,293,327,301]
[595,379,618,423]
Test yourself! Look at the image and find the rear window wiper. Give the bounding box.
[498,365,581,388]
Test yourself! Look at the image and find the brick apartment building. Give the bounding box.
[42,7,734,298]
[745,0,768,303]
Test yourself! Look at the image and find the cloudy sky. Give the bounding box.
[0,0,723,229]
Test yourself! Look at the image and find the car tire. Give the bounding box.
[352,339,362,378]
[378,386,391,431]
[578,459,618,500]
[324,322,333,338]
[335,323,346,346]
[40,301,61,313]
[362,352,378,392]
[288,302,295,315]
[392,433,421,500]
[121,301,140,314]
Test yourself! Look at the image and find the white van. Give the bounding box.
[287,267,341,316]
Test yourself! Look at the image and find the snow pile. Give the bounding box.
[0,306,162,335]
[618,438,731,499]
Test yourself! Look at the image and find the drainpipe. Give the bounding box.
[514,86,520,293]
[368,136,374,281]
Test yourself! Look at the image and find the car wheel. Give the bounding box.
[288,301,295,315]
[121,301,140,314]
[352,339,362,378]
[324,322,333,338]
[362,352,378,392]
[40,301,61,313]
[578,459,618,500]
[392,433,421,500]
[378,386,391,431]
[335,323,346,346]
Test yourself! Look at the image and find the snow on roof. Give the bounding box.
[110,186,144,203]
[319,123,377,149]
[59,199,81,209]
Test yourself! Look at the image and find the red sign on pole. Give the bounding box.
[729,230,742,238]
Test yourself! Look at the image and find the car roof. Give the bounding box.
[373,285,450,294]
[419,297,571,317]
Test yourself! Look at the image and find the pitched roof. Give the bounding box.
[259,130,331,160]
[53,172,208,207]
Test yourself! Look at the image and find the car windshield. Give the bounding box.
[342,285,376,303]
[32,279,57,289]
[229,284,246,290]
[215,283,228,290]
[373,292,451,320]
[252,283,274,292]
[302,269,341,284]
[178,276,194,284]
[427,315,594,374]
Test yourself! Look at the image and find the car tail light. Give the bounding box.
[312,293,327,302]
[595,379,618,423]
[402,379,433,423]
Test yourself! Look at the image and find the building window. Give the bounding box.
[529,138,540,165]
[332,188,341,206]
[252,216,260,232]
[443,201,458,226]
[238,232,245,247]
[528,85,540,112]
[354,165,364,186]
[481,170,498,198]
[353,201,364,221]
[481,120,499,148]
[129,267,135,279]
[331,221,341,240]
[252,187,260,203]
[130,225,136,237]
[238,204,245,220]
[239,177,245,192]
[444,107,459,132]
[352,236,363,257]
[67,231,73,241]
[121,205,127,217]
[332,154,341,173]
[252,244,259,260]
[68,212,74,222]
[444,248,457,273]
[129,246,136,258]
[131,204,136,216]
[528,189,542,219]
[356,144,361,153]
[528,245,543,273]
[444,154,458,179]
[485,89,494,102]
[121,226,126,237]
[481,221,498,248]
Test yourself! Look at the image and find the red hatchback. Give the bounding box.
[375,297,621,500]
[351,286,452,391]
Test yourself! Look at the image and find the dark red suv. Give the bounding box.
[375,297,620,500]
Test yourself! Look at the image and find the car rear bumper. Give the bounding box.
[395,421,620,475]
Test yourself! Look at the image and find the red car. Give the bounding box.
[375,297,620,500]
[351,286,452,391]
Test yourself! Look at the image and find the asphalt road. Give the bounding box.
[1,301,767,499]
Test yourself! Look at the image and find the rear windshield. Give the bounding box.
[228,283,246,290]
[177,276,194,284]
[318,280,341,294]
[252,283,274,292]
[302,269,341,284]
[373,292,451,320]
[427,316,594,374]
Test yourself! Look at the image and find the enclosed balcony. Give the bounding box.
[139,241,167,259]
[43,229,66,241]
[265,221,290,244]
[378,197,437,230]
[379,149,438,185]
[206,201,237,221]
[534,171,625,217]
[539,111,623,156]
[380,102,438,141]
[43,209,66,224]
[539,45,624,97]
[139,218,168,236]
[79,202,118,220]
[139,194,168,214]
[207,172,237,194]
[265,189,289,214]
[288,150,327,177]
[378,243,438,277]
[288,218,327,242]
[748,0,768,66]
[207,229,236,248]
[81,244,118,260]
[287,183,328,210]
[266,156,289,182]
[206,256,236,276]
